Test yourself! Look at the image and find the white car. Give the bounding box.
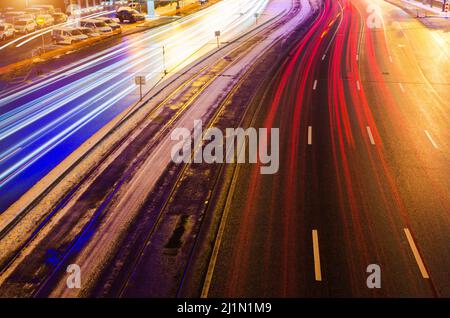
[80,19,113,34]
[51,27,88,45]
[24,7,46,16]
[30,5,55,14]
[0,23,15,41]
[14,19,37,34]
[95,17,121,31]
[77,27,101,38]
[52,12,68,24]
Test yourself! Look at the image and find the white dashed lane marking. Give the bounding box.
[366,126,375,145]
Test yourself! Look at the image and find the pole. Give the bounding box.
[163,45,167,75]
[139,82,142,100]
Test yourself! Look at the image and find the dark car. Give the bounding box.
[116,7,145,23]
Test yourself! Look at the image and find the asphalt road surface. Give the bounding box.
[204,0,450,297]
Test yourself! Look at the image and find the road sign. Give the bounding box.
[135,76,146,85]
[215,31,221,48]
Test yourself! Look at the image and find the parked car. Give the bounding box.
[95,17,121,31]
[116,7,145,23]
[24,7,46,16]
[14,19,37,34]
[0,23,15,41]
[0,7,15,15]
[80,19,113,34]
[77,26,100,38]
[52,12,68,24]
[19,13,36,21]
[4,11,26,24]
[30,5,55,14]
[35,14,55,28]
[51,27,88,45]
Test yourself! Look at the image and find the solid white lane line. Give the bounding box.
[366,126,375,145]
[404,228,430,279]
[424,130,438,149]
[312,229,322,281]
[308,126,312,145]
[322,54,326,61]
[356,54,359,61]
[356,80,361,91]
[313,80,318,90]
[398,82,405,93]
[389,55,393,63]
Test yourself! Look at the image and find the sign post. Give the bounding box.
[135,76,146,100]
[215,30,220,48]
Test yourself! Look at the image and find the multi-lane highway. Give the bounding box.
[0,0,448,298]
[0,0,268,213]
[203,0,450,297]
